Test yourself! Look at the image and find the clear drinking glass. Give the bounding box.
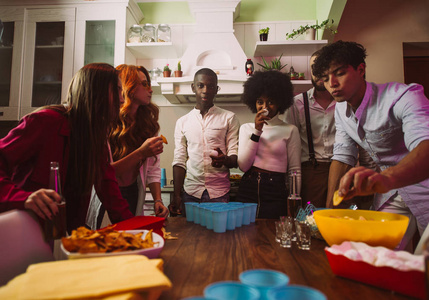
[280,218,293,248]
[275,221,282,243]
[296,221,311,250]
[287,170,302,219]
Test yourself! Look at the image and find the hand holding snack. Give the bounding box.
[338,166,388,201]
[138,136,164,157]
[210,148,226,168]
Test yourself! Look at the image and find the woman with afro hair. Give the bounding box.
[237,70,301,218]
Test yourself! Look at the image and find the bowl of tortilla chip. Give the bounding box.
[313,209,408,249]
[61,226,164,259]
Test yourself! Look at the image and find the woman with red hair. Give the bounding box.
[109,64,168,218]
[88,65,169,228]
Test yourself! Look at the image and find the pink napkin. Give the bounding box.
[326,241,424,271]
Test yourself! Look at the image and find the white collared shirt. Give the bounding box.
[172,106,239,199]
[280,88,336,163]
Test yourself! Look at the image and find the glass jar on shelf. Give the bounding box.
[150,67,162,81]
[142,24,156,42]
[128,24,142,43]
[157,24,171,42]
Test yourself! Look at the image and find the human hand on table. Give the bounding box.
[169,195,182,216]
[24,188,63,220]
[338,166,392,200]
[155,202,169,218]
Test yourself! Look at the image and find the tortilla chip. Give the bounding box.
[333,190,344,206]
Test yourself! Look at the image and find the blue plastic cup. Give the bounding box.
[267,285,327,300]
[229,202,244,206]
[200,207,208,227]
[160,168,166,188]
[182,297,217,300]
[184,202,195,222]
[204,281,260,300]
[226,207,236,230]
[248,203,258,222]
[233,205,244,227]
[211,208,228,233]
[242,204,252,225]
[193,204,201,224]
[239,269,290,300]
[205,208,214,230]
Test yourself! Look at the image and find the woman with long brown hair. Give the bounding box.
[108,64,169,218]
[0,63,134,232]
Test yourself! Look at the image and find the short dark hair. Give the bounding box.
[241,70,294,114]
[312,40,367,79]
[194,68,218,84]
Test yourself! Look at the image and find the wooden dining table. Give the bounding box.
[158,217,415,300]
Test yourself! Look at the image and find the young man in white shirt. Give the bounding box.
[170,68,239,215]
[313,40,429,250]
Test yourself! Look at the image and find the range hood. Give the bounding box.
[157,0,248,104]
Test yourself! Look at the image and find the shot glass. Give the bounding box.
[280,219,293,248]
[292,217,298,242]
[274,221,282,243]
[296,221,311,250]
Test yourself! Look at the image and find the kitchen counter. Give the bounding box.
[158,217,415,300]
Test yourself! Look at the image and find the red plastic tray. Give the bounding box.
[110,216,166,238]
[325,249,426,299]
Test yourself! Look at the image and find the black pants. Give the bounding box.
[96,181,138,228]
[236,170,288,219]
[119,181,139,215]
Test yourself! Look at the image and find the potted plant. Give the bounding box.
[163,64,171,77]
[174,61,183,77]
[257,53,288,71]
[259,27,270,41]
[285,19,337,40]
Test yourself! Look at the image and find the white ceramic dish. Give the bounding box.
[61,230,164,259]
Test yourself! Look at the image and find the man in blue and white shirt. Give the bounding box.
[313,40,429,250]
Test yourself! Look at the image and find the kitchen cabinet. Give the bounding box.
[0,8,24,121]
[0,0,143,121]
[20,8,75,117]
[74,1,143,74]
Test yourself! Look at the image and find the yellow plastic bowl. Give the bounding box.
[313,209,409,249]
